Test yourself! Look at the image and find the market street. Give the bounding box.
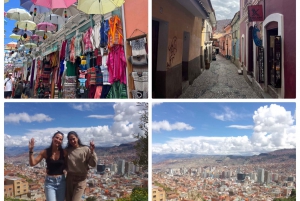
[179,55,261,99]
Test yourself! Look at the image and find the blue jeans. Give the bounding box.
[44,175,66,201]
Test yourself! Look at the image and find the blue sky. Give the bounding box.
[4,0,24,46]
[152,102,296,155]
[5,102,146,147]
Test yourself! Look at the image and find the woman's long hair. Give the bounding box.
[66,131,86,149]
[46,131,64,158]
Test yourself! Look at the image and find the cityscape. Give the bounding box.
[152,102,296,201]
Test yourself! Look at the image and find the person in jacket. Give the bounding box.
[4,73,13,99]
[14,79,23,99]
[65,131,97,201]
[29,131,67,201]
[37,83,45,98]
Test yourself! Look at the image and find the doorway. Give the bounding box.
[267,28,280,88]
[182,32,190,82]
[248,26,254,75]
[152,20,159,97]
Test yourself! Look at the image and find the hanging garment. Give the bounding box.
[43,58,51,74]
[66,61,76,76]
[95,48,102,66]
[83,28,93,53]
[100,65,110,85]
[65,39,71,61]
[100,85,111,98]
[95,67,103,86]
[50,51,58,67]
[129,54,148,66]
[60,40,67,60]
[106,45,127,84]
[79,70,87,79]
[132,72,148,92]
[106,81,127,99]
[131,90,148,99]
[30,59,36,88]
[70,37,76,63]
[130,37,147,56]
[88,85,97,98]
[59,60,65,76]
[100,19,109,48]
[108,15,123,49]
[94,86,102,99]
[91,22,101,50]
[87,67,96,86]
[75,33,83,57]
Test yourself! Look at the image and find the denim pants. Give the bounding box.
[44,175,66,201]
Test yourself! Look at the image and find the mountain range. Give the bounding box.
[153,149,296,169]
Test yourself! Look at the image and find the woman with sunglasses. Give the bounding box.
[28,131,67,201]
[65,131,97,201]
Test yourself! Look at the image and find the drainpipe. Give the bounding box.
[121,4,130,98]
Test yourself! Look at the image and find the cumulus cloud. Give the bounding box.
[5,103,146,147]
[227,125,253,129]
[87,115,114,119]
[153,104,296,155]
[4,113,53,123]
[153,120,194,132]
[211,106,239,121]
[211,0,240,20]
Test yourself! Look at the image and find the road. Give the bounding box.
[179,55,261,99]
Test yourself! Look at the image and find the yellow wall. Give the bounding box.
[153,0,202,68]
[5,178,29,197]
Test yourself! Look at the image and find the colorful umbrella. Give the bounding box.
[24,42,37,48]
[30,34,43,41]
[44,14,65,25]
[37,22,56,31]
[31,0,77,9]
[15,20,36,31]
[16,29,33,37]
[77,0,125,14]
[7,42,17,47]
[9,34,22,40]
[6,8,32,21]
[20,0,51,14]
[35,30,53,40]
[52,5,80,19]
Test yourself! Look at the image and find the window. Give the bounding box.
[153,195,156,198]
[17,191,20,193]
[17,186,20,189]
[17,182,20,184]
[9,188,12,190]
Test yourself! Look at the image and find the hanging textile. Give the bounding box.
[108,15,123,49]
[100,19,109,48]
[83,28,93,53]
[130,37,147,56]
[106,45,127,84]
[106,81,127,99]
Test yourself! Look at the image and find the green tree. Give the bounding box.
[86,197,97,201]
[131,187,148,201]
[133,102,148,170]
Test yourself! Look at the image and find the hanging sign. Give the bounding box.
[248,5,264,22]
[252,25,262,47]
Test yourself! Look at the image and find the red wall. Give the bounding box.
[265,0,296,98]
[124,0,148,38]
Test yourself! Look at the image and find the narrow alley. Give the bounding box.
[180,55,261,99]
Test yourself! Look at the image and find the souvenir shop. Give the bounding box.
[26,11,148,99]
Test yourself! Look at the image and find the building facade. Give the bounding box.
[230,11,240,67]
[152,0,215,98]
[5,176,29,198]
[239,0,295,98]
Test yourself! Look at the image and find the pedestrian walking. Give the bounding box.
[4,73,13,99]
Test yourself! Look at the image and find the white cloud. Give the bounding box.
[5,103,146,147]
[153,120,194,132]
[211,0,239,20]
[4,113,53,123]
[70,103,97,111]
[152,102,163,107]
[153,104,296,155]
[87,115,114,119]
[211,106,239,121]
[227,125,253,129]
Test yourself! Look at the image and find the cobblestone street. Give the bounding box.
[179,55,261,99]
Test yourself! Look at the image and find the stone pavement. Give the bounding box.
[179,55,261,99]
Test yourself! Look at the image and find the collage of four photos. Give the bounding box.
[3,0,296,201]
